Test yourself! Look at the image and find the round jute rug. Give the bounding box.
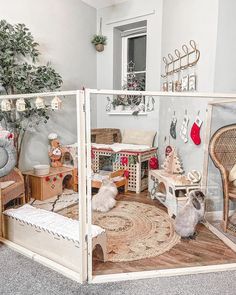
[60,201,180,262]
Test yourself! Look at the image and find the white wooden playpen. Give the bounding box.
[1,89,236,284]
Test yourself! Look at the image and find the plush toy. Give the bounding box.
[48,133,65,168]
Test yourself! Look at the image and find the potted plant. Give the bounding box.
[91,34,107,52]
[111,98,124,111]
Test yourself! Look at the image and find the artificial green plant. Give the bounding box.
[91,34,107,46]
[0,20,63,166]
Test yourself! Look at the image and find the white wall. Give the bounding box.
[214,0,236,93]
[161,0,219,92]
[95,0,163,136]
[158,96,210,174]
[158,0,219,174]
[159,0,236,213]
[0,0,97,170]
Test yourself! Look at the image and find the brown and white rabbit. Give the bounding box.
[174,190,205,238]
[92,178,118,213]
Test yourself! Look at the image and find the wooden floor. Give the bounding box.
[93,190,236,275]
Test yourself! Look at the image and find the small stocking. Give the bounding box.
[170,116,177,139]
[190,116,203,145]
[179,115,189,143]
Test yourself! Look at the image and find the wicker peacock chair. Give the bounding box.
[209,124,236,232]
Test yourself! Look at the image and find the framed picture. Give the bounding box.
[174,80,182,92]
[181,75,189,92]
[162,82,168,92]
[168,81,173,92]
[189,74,197,91]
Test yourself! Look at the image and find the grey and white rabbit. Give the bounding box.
[174,190,205,238]
[92,178,118,213]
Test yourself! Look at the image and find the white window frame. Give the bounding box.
[121,30,147,90]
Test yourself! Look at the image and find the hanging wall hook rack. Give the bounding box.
[161,40,200,78]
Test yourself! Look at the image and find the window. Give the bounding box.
[122,28,147,91]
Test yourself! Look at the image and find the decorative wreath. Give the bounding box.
[0,138,17,177]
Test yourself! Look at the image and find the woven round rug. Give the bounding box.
[60,201,180,262]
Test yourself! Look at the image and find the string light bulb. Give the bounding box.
[16,98,26,112]
[35,96,45,109]
[51,96,62,110]
[1,99,12,112]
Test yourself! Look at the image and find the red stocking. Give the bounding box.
[190,116,203,145]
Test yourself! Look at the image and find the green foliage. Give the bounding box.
[91,34,107,46]
[0,20,62,94]
[111,97,125,107]
[0,20,63,166]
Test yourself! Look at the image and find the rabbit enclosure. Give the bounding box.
[1,89,236,285]
[85,89,236,284]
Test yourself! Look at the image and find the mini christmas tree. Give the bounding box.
[162,147,184,174]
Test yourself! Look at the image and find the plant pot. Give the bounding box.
[116,105,124,112]
[95,44,104,52]
[124,105,131,111]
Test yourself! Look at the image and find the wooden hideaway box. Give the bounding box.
[148,169,200,217]
[23,167,74,201]
[92,147,157,193]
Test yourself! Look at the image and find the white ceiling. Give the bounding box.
[82,0,129,9]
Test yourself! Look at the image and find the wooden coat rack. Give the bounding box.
[161,40,200,78]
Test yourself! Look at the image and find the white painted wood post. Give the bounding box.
[201,103,213,197]
[84,89,93,283]
[76,90,88,283]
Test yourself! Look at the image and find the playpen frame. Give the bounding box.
[0,90,87,283]
[85,89,236,284]
[2,89,236,284]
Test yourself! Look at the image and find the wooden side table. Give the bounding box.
[148,169,200,217]
[23,167,73,201]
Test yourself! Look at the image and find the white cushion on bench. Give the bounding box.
[4,204,104,242]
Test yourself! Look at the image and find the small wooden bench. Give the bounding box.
[92,170,128,192]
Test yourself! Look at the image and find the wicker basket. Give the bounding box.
[91,128,122,144]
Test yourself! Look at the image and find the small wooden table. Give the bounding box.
[148,169,200,217]
[23,167,74,201]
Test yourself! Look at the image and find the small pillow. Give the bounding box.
[0,181,15,190]
[122,129,156,147]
